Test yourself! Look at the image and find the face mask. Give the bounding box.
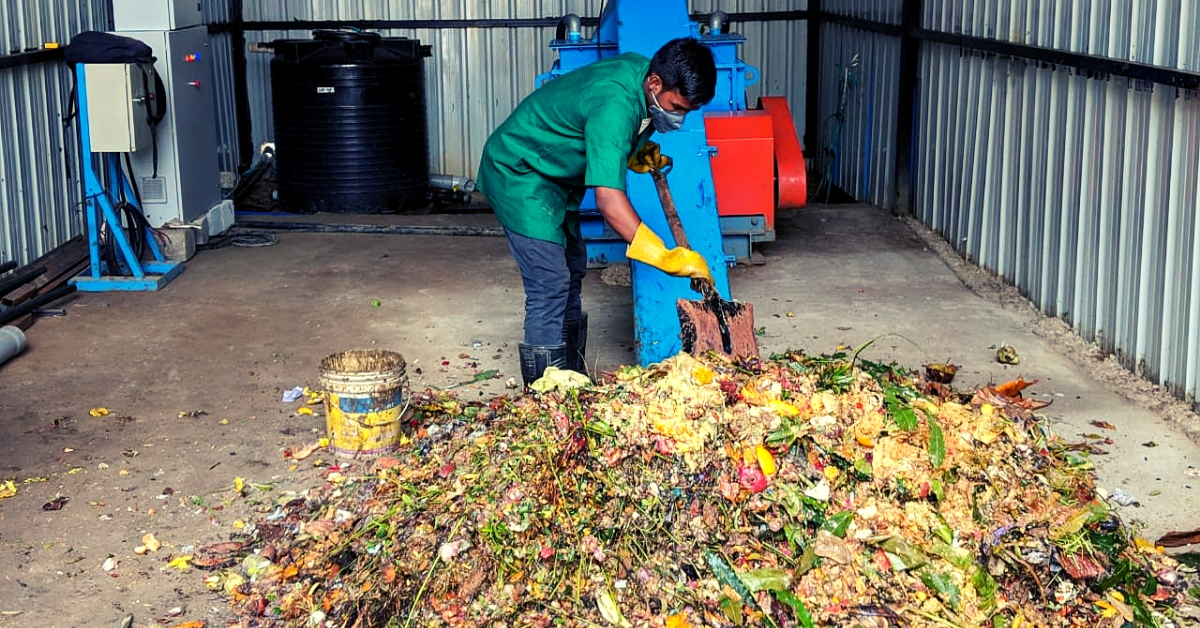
[649,90,686,133]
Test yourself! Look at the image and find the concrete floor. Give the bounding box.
[0,203,1197,627]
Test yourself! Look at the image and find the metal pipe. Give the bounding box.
[0,267,47,297]
[559,14,583,42]
[234,221,502,237]
[0,326,26,367]
[0,285,76,326]
[429,173,476,194]
[0,261,16,275]
[708,11,729,35]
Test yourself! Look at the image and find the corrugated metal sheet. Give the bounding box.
[823,0,901,24]
[208,32,241,174]
[201,0,239,174]
[0,0,108,268]
[913,41,1200,403]
[922,0,1199,71]
[814,21,898,208]
[233,0,807,179]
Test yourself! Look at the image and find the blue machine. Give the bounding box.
[70,63,184,292]
[534,2,760,365]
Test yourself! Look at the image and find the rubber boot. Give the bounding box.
[519,343,568,388]
[562,313,588,375]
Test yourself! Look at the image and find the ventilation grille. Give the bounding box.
[139,177,168,204]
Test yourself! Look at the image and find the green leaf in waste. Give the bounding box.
[443,369,502,390]
[853,457,873,480]
[920,569,962,610]
[930,478,945,502]
[1091,558,1135,594]
[737,568,791,592]
[928,413,946,468]
[1126,587,1155,626]
[1175,553,1200,570]
[972,567,998,610]
[927,541,972,570]
[931,511,954,545]
[706,551,755,610]
[872,536,927,571]
[773,590,814,628]
[820,511,854,538]
[584,420,616,437]
[718,595,744,626]
[894,405,918,431]
[794,544,819,578]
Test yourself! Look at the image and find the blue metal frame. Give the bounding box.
[70,64,183,292]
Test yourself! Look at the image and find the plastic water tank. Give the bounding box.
[271,31,433,214]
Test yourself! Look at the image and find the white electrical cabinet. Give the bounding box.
[83,63,153,153]
[112,0,203,31]
[114,26,222,228]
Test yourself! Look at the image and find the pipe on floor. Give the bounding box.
[0,326,26,367]
[234,221,503,237]
[0,285,76,326]
[0,266,47,297]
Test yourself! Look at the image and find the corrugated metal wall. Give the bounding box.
[0,0,109,268]
[201,0,241,174]
[816,0,1200,404]
[914,47,1200,403]
[235,0,807,179]
[814,20,899,208]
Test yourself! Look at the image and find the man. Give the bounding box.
[478,37,718,387]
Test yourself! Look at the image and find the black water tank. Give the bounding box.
[271,31,432,214]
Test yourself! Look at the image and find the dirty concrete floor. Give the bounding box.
[0,203,1197,628]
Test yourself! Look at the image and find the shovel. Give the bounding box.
[646,167,760,359]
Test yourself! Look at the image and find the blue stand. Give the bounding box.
[70,64,183,292]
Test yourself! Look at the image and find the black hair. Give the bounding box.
[648,37,717,106]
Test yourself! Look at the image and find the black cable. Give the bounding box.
[198,230,279,250]
[123,152,143,207]
[102,201,150,276]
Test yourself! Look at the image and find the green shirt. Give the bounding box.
[477,53,654,244]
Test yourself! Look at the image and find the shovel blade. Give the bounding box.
[677,297,760,359]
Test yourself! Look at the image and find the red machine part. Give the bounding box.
[704,110,776,229]
[758,96,807,209]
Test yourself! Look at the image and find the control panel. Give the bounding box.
[83,63,154,153]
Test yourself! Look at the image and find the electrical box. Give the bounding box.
[112,0,203,31]
[115,26,221,227]
[83,64,153,153]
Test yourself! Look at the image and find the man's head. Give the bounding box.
[644,38,717,132]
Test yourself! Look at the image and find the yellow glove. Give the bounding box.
[628,141,672,174]
[626,223,713,283]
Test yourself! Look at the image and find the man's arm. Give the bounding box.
[593,186,642,243]
[594,185,713,283]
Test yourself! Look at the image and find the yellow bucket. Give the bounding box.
[319,349,408,458]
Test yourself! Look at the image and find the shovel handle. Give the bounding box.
[651,170,690,250]
[650,170,721,299]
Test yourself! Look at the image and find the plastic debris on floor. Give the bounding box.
[197,349,1200,628]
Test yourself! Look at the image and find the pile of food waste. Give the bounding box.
[198,349,1200,628]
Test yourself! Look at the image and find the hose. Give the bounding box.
[101,201,150,276]
[233,220,504,237]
